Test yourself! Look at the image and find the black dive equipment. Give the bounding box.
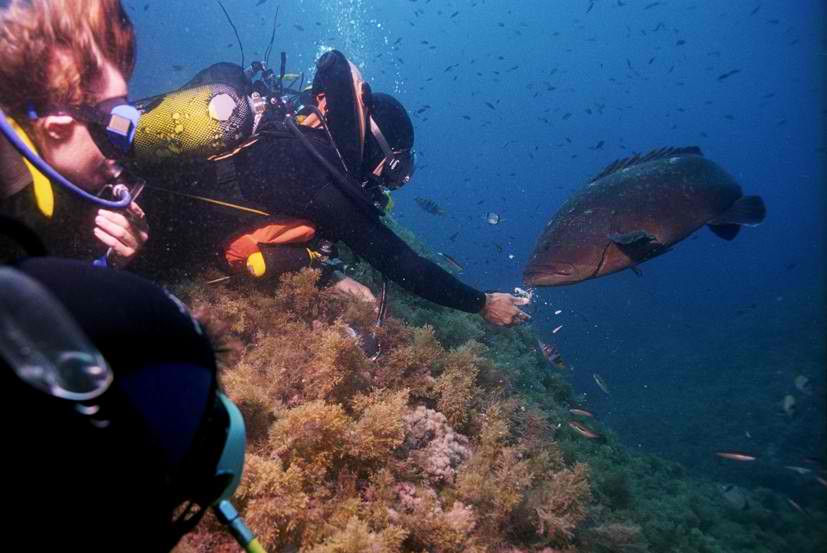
[0,252,252,551]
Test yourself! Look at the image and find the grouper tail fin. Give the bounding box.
[708,195,767,240]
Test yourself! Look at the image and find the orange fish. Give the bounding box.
[568,420,601,440]
[715,451,757,462]
[569,408,595,418]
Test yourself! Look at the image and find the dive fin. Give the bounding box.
[709,195,767,227]
[707,224,741,241]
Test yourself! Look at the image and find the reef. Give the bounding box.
[169,226,826,553]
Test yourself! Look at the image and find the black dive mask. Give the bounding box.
[53,96,140,160]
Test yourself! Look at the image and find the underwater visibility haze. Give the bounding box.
[121,1,825,551]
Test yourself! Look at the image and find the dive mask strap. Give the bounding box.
[368,116,399,173]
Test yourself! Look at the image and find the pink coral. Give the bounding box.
[401,406,471,485]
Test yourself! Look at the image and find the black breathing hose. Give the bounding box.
[284,117,381,218]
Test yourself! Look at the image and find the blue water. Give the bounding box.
[128,0,825,505]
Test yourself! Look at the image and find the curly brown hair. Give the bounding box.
[0,0,135,126]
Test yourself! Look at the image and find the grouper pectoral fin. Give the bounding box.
[608,230,663,262]
[608,229,656,245]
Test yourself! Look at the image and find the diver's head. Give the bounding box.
[0,0,136,193]
[364,92,415,190]
[33,63,132,192]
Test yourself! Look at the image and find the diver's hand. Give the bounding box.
[330,276,378,306]
[93,201,149,268]
[481,292,531,326]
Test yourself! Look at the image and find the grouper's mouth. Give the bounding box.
[522,262,577,287]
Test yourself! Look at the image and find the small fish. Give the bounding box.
[438,252,464,272]
[415,197,444,215]
[294,24,304,31]
[717,69,741,81]
[486,212,501,225]
[593,373,610,394]
[552,324,563,334]
[644,1,661,9]
[816,477,827,489]
[569,408,594,418]
[554,310,562,315]
[715,451,757,462]
[794,375,812,395]
[485,101,496,110]
[449,231,459,241]
[786,498,809,516]
[255,0,270,6]
[782,394,796,417]
[539,340,566,369]
[785,466,812,475]
[568,420,601,440]
[171,64,184,72]
[143,3,149,11]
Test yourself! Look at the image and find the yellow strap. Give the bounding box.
[6,117,53,218]
[145,184,271,217]
[246,251,266,277]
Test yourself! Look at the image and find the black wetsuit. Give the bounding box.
[227,127,486,313]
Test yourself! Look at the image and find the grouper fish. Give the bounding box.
[524,146,766,287]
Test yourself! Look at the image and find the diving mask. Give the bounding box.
[51,96,140,159]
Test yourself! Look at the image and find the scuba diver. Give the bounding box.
[127,49,530,326]
[0,0,148,267]
[0,2,264,551]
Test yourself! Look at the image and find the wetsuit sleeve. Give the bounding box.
[312,184,487,313]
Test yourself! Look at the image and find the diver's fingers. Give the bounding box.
[514,307,531,324]
[93,226,129,252]
[513,295,531,306]
[126,201,146,220]
[95,212,139,250]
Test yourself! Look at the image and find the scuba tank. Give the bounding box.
[130,63,259,166]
